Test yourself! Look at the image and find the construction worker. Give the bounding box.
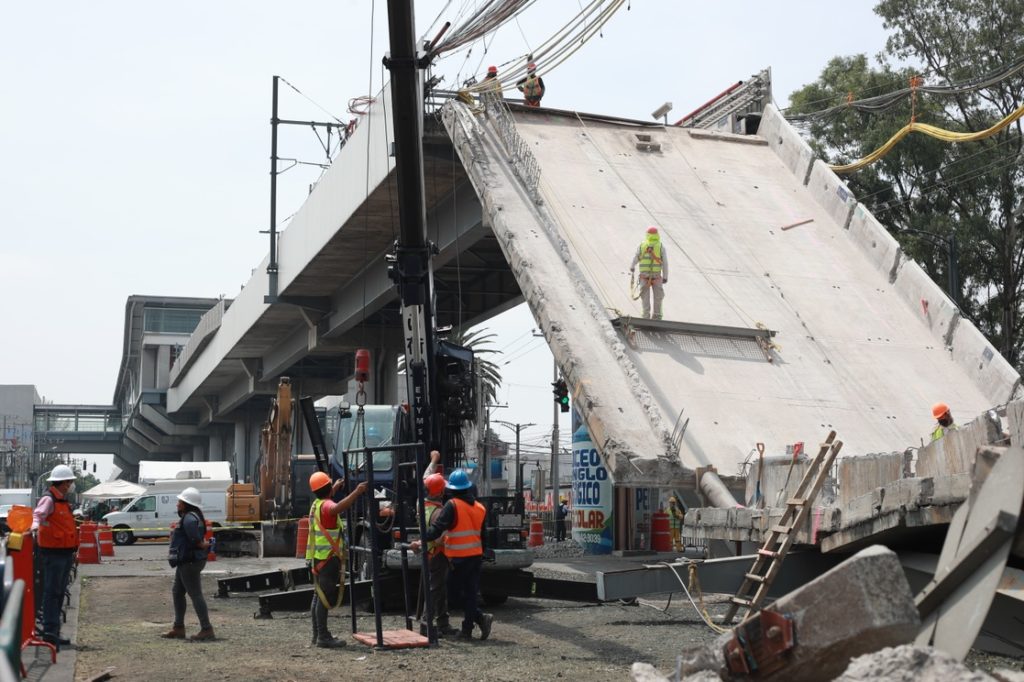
[31,464,79,650]
[305,471,367,648]
[629,226,669,320]
[419,471,458,636]
[411,468,494,641]
[516,62,545,107]
[162,487,214,642]
[479,65,503,100]
[931,402,958,441]
[667,495,684,552]
[555,496,569,542]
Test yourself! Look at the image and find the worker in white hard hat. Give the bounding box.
[516,62,546,107]
[31,464,79,650]
[161,487,215,641]
[629,226,669,320]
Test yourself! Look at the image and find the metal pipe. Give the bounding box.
[341,445,358,634]
[700,470,741,509]
[415,443,436,644]
[365,446,384,647]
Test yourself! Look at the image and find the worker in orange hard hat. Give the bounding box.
[305,470,367,648]
[417,454,459,638]
[931,402,958,441]
[478,64,503,100]
[516,62,545,107]
[629,226,669,320]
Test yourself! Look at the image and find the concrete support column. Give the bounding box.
[208,431,224,462]
[192,443,205,463]
[156,345,171,390]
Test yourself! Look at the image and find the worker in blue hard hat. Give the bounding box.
[629,226,669,320]
[411,467,494,641]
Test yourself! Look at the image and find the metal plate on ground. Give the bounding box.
[916,440,1024,659]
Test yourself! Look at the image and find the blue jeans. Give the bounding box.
[450,556,483,633]
[40,550,74,640]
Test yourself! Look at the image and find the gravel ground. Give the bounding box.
[68,546,1023,681]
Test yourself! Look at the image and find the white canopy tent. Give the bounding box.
[81,479,146,500]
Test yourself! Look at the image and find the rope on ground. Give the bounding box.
[660,561,729,634]
[829,101,1024,174]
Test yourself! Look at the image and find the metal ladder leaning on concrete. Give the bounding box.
[722,431,844,625]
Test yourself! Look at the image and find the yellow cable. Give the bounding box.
[829,102,1024,173]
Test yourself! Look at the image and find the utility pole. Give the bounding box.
[550,360,559,514]
[494,421,535,500]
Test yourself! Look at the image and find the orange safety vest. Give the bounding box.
[39,488,78,550]
[522,75,543,100]
[443,498,486,558]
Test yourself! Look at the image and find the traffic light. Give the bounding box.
[552,379,570,413]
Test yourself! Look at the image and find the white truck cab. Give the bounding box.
[103,478,229,545]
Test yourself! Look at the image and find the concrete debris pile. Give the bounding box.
[531,539,585,559]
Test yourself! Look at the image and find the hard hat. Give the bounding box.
[646,226,659,235]
[446,469,472,491]
[177,487,202,507]
[48,464,76,482]
[72,508,84,517]
[487,65,498,75]
[931,402,950,419]
[424,473,446,497]
[309,471,331,492]
[559,496,567,503]
[527,62,537,72]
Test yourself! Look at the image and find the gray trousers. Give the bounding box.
[310,555,343,642]
[639,274,664,319]
[172,560,210,630]
[428,552,450,626]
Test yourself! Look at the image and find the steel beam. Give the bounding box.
[610,316,776,340]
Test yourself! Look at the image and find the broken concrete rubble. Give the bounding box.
[676,545,918,681]
[834,645,995,682]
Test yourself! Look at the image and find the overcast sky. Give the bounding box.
[0,1,891,467]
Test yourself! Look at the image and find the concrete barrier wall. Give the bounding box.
[915,411,1002,477]
[846,204,903,280]
[805,159,857,230]
[758,104,814,182]
[745,456,811,507]
[837,452,904,509]
[950,318,1023,406]
[890,259,960,340]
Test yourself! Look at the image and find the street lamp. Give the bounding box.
[902,228,959,307]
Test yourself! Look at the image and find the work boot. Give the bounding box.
[456,629,474,641]
[476,613,494,641]
[161,626,186,639]
[316,636,347,649]
[189,628,216,641]
[437,620,460,637]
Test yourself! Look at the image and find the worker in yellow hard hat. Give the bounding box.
[931,402,958,441]
[667,495,684,552]
[629,226,668,320]
[305,471,367,648]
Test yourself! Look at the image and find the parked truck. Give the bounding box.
[103,477,230,545]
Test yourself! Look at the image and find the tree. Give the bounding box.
[788,0,1024,368]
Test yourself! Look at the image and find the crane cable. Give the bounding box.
[829,99,1024,174]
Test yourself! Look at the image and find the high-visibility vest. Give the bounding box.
[931,423,958,442]
[38,488,78,550]
[308,498,343,561]
[637,241,663,274]
[425,500,443,557]
[443,498,486,558]
[522,76,543,100]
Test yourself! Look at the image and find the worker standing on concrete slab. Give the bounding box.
[630,226,668,320]
[480,65,503,99]
[930,402,958,441]
[412,468,494,641]
[305,471,367,649]
[516,62,545,107]
[667,495,684,551]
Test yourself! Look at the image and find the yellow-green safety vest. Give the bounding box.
[931,423,958,442]
[425,500,443,557]
[522,76,543,100]
[307,498,344,561]
[638,240,663,274]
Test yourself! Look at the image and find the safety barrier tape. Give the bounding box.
[90,518,347,534]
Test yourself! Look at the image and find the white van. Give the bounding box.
[103,478,230,545]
